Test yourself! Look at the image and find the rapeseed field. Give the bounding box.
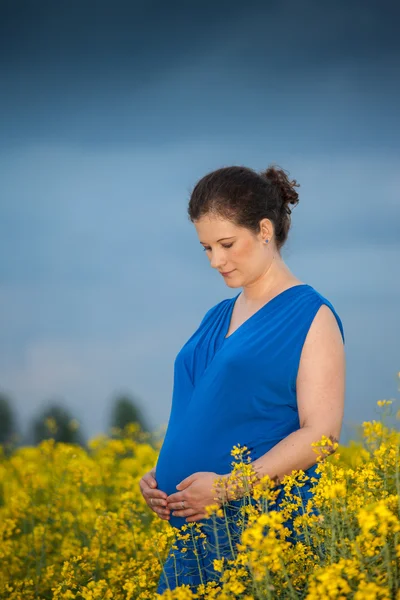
[1,387,399,599]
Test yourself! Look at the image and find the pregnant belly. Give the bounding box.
[155,428,250,530]
[155,434,232,498]
[155,423,280,499]
[155,425,321,530]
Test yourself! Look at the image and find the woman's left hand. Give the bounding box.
[166,471,226,522]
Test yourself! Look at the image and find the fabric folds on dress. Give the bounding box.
[155,284,345,594]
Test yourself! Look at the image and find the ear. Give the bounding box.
[259,218,272,242]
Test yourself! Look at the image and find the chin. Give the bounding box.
[224,279,241,288]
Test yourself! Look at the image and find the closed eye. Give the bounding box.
[203,243,234,252]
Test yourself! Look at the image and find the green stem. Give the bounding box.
[190,526,204,587]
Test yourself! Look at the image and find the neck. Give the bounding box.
[241,256,298,303]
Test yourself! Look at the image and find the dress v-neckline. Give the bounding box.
[223,283,310,342]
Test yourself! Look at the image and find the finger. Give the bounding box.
[146,490,168,503]
[149,497,169,508]
[142,473,158,489]
[171,508,198,518]
[155,513,170,521]
[142,481,167,499]
[141,470,161,488]
[166,492,185,504]
[167,491,188,508]
[167,500,189,511]
[154,508,170,520]
[150,502,170,516]
[185,513,208,522]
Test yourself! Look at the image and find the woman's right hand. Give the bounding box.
[139,466,170,521]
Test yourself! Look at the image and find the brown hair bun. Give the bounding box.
[261,165,300,215]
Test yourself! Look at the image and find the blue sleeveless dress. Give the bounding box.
[155,284,345,594]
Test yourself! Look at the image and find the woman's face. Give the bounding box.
[194,214,273,287]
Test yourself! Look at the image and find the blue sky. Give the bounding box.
[0,0,399,443]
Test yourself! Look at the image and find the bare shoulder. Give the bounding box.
[299,303,345,369]
[305,303,344,346]
[296,303,346,436]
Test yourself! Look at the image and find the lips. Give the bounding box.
[220,270,235,276]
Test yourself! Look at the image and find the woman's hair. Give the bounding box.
[187,164,300,251]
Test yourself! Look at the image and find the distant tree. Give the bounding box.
[109,394,149,434]
[0,392,19,449]
[31,401,85,445]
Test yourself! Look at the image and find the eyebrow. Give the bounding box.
[199,237,235,245]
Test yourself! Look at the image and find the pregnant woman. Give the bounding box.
[139,164,346,594]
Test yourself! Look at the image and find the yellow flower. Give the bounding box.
[213,559,224,572]
[377,399,393,407]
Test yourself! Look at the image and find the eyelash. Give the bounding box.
[203,243,234,252]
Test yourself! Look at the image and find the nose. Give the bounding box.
[210,248,227,270]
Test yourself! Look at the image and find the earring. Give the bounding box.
[265,239,269,244]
